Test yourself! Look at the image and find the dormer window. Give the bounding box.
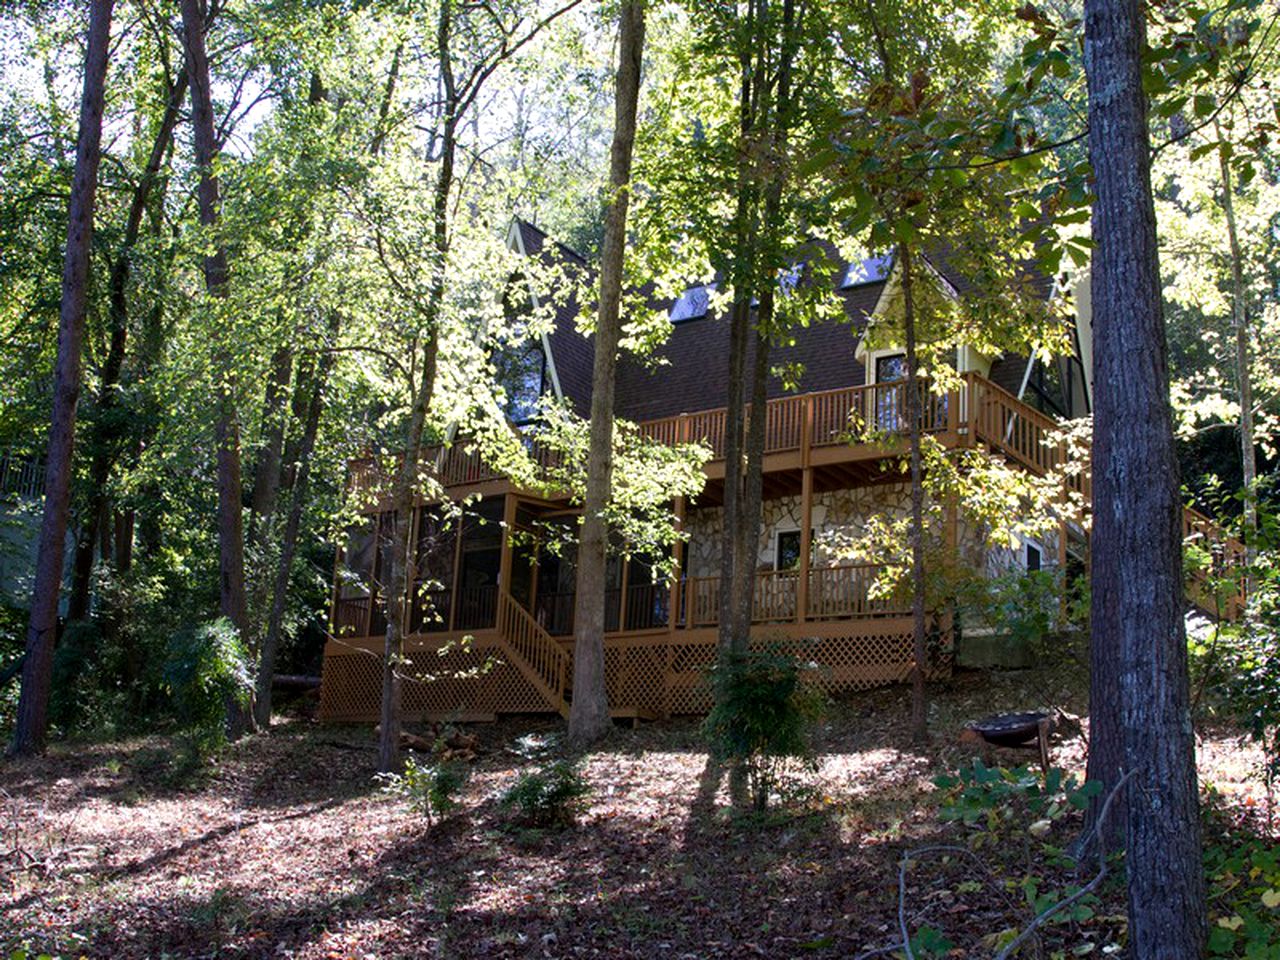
[841,253,892,290]
[493,338,548,425]
[670,283,716,323]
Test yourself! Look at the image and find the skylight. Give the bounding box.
[669,283,716,322]
[840,253,892,289]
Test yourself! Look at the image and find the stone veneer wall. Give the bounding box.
[684,483,918,577]
[683,485,1062,580]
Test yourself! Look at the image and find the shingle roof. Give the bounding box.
[513,219,1059,424]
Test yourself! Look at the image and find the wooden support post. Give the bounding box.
[618,555,631,633]
[670,495,686,632]
[528,538,540,626]
[798,466,813,623]
[447,508,464,632]
[497,493,517,591]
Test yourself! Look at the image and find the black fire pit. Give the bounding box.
[966,711,1053,772]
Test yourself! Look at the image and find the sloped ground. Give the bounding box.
[1,668,1268,959]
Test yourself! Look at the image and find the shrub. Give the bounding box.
[935,761,1100,841]
[162,618,252,756]
[500,758,591,827]
[1191,547,1280,785]
[0,602,24,740]
[702,645,825,812]
[378,756,470,825]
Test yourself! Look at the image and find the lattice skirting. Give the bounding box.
[319,618,952,722]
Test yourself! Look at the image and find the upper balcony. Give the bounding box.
[347,371,1089,509]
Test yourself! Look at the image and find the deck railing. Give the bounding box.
[680,562,903,629]
[337,562,900,639]
[637,381,955,462]
[1183,506,1248,619]
[496,589,569,706]
[0,450,45,500]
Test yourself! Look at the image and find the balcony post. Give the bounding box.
[497,493,517,593]
[617,555,631,632]
[670,495,686,632]
[798,466,813,623]
[448,508,464,632]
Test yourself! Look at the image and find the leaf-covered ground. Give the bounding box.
[1,669,1268,959]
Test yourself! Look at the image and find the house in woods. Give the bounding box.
[0,450,52,609]
[318,219,1244,723]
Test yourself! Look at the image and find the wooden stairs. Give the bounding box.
[970,380,1247,620]
[494,589,570,718]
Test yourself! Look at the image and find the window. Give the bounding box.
[493,339,547,425]
[775,529,810,571]
[670,283,716,322]
[876,353,907,383]
[840,253,892,289]
[874,353,907,431]
[1025,543,1042,572]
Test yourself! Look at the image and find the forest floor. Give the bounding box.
[1,665,1271,960]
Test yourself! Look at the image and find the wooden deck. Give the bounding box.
[322,371,1248,722]
[318,611,947,722]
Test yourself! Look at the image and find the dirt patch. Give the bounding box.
[1,669,1268,958]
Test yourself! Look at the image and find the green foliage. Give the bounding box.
[378,755,470,826]
[161,618,252,757]
[703,646,826,812]
[1202,789,1280,959]
[957,567,1089,667]
[0,602,23,740]
[935,762,1100,841]
[1192,559,1280,783]
[500,758,591,828]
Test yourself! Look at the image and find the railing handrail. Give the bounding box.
[496,588,569,704]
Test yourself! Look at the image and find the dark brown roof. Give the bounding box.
[515,220,1059,425]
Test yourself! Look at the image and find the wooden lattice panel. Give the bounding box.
[319,650,383,721]
[603,639,669,714]
[319,619,953,722]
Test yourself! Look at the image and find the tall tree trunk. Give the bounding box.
[254,314,341,727]
[567,0,646,747]
[717,0,762,660]
[1215,133,1257,588]
[247,344,293,549]
[9,0,115,757]
[182,0,253,738]
[67,66,187,621]
[1082,0,1205,952]
[378,0,456,776]
[898,244,929,743]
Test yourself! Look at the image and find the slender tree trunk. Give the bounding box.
[717,0,762,660]
[67,67,187,621]
[898,244,929,743]
[9,0,115,757]
[567,0,646,747]
[1215,134,1257,588]
[181,0,253,738]
[1082,0,1205,952]
[378,1,456,775]
[247,345,293,547]
[254,314,340,727]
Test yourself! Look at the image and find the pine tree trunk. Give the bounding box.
[1082,0,1205,951]
[9,0,115,757]
[899,245,929,743]
[255,314,340,728]
[181,0,253,738]
[567,0,645,747]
